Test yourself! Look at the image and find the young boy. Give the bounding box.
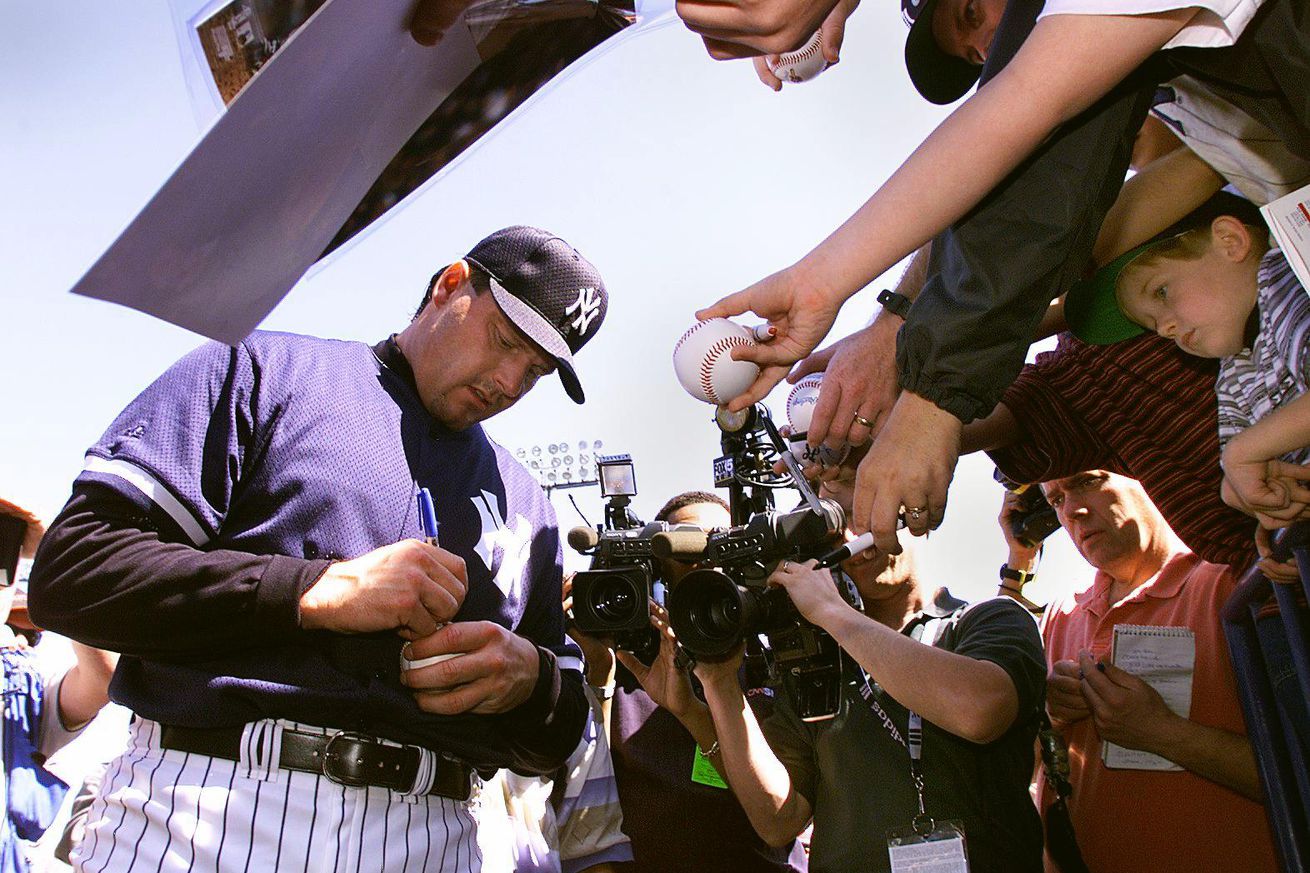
[1064,192,1310,569]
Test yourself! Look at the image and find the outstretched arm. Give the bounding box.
[700,11,1190,411]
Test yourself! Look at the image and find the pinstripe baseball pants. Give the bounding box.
[72,719,501,873]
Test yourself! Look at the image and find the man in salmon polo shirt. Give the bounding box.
[1021,470,1276,872]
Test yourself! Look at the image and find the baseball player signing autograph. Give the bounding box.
[29,227,609,873]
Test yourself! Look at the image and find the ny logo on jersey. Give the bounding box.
[471,490,532,600]
[564,287,601,337]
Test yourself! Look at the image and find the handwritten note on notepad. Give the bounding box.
[1103,624,1196,771]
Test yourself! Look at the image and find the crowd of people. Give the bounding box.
[6,0,1310,870]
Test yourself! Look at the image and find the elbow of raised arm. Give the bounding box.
[754,812,807,848]
[762,828,802,849]
[955,691,1020,745]
[25,552,80,639]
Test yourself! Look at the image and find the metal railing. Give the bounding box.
[1223,522,1310,872]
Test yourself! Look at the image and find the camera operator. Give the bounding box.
[569,491,807,872]
[637,477,1046,873]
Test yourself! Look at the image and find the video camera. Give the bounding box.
[662,404,858,721]
[567,454,698,664]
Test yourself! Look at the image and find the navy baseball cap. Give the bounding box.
[465,226,608,404]
[1065,191,1267,345]
[902,0,982,105]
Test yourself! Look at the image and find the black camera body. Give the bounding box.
[994,468,1061,548]
[569,520,709,664]
[663,499,844,660]
[663,493,856,721]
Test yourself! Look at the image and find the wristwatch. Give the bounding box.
[999,563,1035,588]
[877,289,912,320]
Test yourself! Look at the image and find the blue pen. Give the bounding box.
[417,487,440,545]
[405,487,458,670]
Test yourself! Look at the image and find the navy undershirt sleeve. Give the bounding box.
[29,483,329,658]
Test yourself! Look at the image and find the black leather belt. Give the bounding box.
[158,724,472,801]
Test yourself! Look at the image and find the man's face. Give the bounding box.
[412,283,556,430]
[1041,471,1156,569]
[931,0,1008,66]
[661,501,732,588]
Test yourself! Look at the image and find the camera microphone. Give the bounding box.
[651,529,710,561]
[567,526,600,553]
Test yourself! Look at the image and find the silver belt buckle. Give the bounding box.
[321,730,376,788]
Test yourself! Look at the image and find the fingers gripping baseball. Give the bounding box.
[300,540,467,637]
[697,269,842,371]
[754,56,783,90]
[819,0,859,63]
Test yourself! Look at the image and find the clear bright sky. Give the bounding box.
[1,0,1093,604]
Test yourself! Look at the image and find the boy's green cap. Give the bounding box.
[1065,191,1267,346]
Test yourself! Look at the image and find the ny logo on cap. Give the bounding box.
[565,287,602,337]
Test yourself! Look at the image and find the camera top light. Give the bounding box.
[597,453,637,498]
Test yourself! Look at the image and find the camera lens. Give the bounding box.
[701,592,741,638]
[669,569,753,660]
[592,579,640,624]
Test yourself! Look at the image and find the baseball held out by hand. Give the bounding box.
[673,318,761,405]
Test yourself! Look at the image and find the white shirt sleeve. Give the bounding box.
[1036,0,1265,49]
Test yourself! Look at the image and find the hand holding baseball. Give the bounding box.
[696,266,843,411]
[674,318,762,405]
[786,373,850,468]
[403,621,541,714]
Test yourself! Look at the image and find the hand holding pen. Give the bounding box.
[401,488,465,669]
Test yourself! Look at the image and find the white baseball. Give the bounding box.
[785,373,850,466]
[673,319,760,406]
[767,31,829,84]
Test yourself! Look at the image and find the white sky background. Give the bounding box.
[0,0,1093,605]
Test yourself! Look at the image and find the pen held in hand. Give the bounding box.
[814,532,876,569]
[404,486,459,670]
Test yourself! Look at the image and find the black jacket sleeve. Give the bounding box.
[896,0,1157,423]
[496,647,588,776]
[28,482,329,658]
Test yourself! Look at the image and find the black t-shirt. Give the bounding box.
[759,596,1046,873]
[610,669,808,873]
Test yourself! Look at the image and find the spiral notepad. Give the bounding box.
[1102,624,1196,771]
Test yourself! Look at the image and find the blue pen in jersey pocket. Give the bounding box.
[401,486,461,672]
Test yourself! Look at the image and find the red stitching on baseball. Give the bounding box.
[701,336,750,404]
[778,35,821,64]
